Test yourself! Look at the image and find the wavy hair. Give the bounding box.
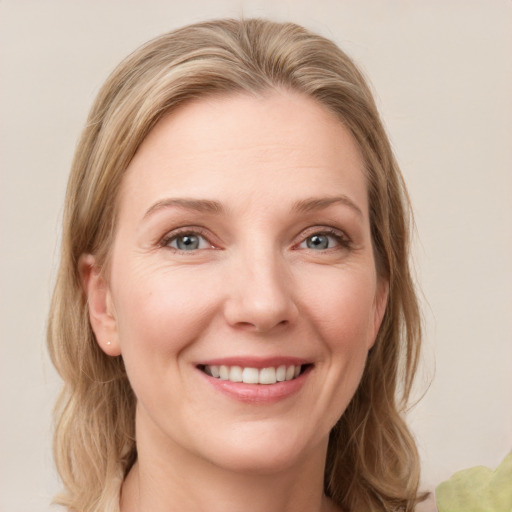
[48,18,424,512]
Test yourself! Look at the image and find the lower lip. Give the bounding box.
[198,367,311,404]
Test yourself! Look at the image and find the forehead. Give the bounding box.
[118,90,368,219]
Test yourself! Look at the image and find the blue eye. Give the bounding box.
[166,233,210,251]
[306,234,330,250]
[299,230,348,251]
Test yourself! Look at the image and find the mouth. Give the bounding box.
[197,363,312,385]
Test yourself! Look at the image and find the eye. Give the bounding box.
[298,230,349,251]
[164,232,212,251]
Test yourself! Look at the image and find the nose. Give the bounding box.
[223,249,299,333]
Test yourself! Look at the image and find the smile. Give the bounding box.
[200,364,306,384]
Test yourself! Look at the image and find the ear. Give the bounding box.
[78,254,121,356]
[368,277,389,350]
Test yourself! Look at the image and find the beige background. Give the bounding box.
[1,1,511,510]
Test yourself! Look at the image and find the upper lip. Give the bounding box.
[196,356,311,369]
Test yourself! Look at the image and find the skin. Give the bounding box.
[81,90,388,512]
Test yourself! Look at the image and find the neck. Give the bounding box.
[120,410,337,512]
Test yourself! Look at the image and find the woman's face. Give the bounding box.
[88,91,387,473]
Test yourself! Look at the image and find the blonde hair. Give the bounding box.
[48,18,425,512]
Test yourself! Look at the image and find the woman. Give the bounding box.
[48,18,426,512]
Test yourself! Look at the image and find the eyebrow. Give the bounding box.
[143,195,363,220]
[292,196,364,218]
[143,198,225,219]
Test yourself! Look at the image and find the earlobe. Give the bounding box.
[78,254,121,356]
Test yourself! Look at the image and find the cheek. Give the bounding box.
[111,263,219,372]
[302,266,378,349]
[110,265,224,425]
[298,267,378,423]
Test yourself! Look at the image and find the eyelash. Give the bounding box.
[159,226,352,252]
[297,227,352,251]
[160,227,213,252]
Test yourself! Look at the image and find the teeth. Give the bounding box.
[242,367,259,384]
[229,366,243,382]
[219,365,229,380]
[204,364,303,384]
[259,367,276,384]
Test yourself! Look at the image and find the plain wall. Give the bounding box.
[1,1,511,510]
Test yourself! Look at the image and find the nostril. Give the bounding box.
[231,318,290,333]
[223,289,299,333]
[234,321,260,330]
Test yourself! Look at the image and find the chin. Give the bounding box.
[211,447,306,475]
[194,423,326,475]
